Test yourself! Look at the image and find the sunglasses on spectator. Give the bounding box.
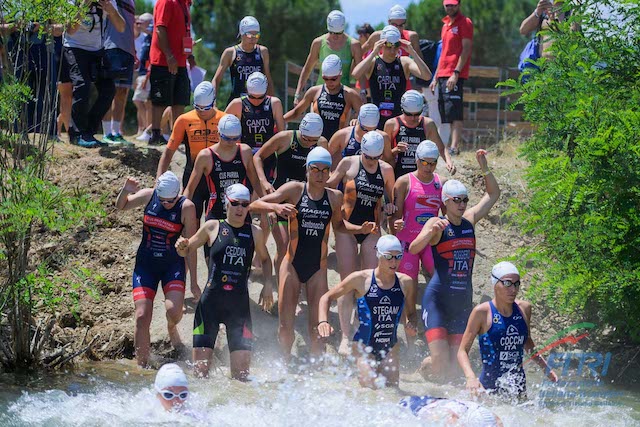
[418,159,437,167]
[492,274,521,288]
[220,134,240,142]
[194,103,214,111]
[380,253,403,260]
[159,390,189,400]
[384,42,401,48]
[323,76,339,81]
[228,200,250,207]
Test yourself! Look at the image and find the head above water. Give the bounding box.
[155,363,189,412]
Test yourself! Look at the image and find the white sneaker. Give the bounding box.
[136,131,151,142]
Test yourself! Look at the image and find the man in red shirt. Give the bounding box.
[429,0,473,155]
[149,0,194,145]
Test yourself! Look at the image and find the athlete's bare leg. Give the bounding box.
[305,267,329,358]
[134,299,153,367]
[164,290,184,348]
[278,258,302,362]
[272,221,289,284]
[420,336,451,381]
[335,232,358,354]
[230,350,251,381]
[377,344,401,387]
[57,82,72,136]
[193,347,213,377]
[353,343,378,389]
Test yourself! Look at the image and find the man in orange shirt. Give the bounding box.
[157,82,225,222]
[429,0,473,156]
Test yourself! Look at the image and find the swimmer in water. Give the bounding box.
[399,395,503,426]
[155,363,189,412]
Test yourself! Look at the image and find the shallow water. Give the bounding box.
[1,357,639,427]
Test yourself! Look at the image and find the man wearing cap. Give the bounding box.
[176,183,273,381]
[318,234,417,388]
[285,54,362,141]
[148,0,194,145]
[157,81,226,224]
[327,131,396,355]
[352,26,432,130]
[361,5,423,61]
[409,150,500,379]
[155,363,189,412]
[251,147,375,362]
[327,103,390,168]
[383,89,454,178]
[430,0,473,155]
[253,113,328,279]
[458,262,558,398]
[212,16,275,107]
[184,115,261,247]
[115,172,198,367]
[294,10,364,106]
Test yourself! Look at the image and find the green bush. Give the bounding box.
[502,0,640,342]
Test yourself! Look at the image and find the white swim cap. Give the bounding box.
[441,179,468,202]
[361,131,384,157]
[376,234,403,257]
[156,171,180,199]
[327,10,346,33]
[401,90,424,113]
[321,54,342,77]
[416,140,439,160]
[381,25,401,44]
[139,12,153,22]
[491,261,520,285]
[154,363,188,392]
[239,16,260,36]
[225,183,251,202]
[388,4,407,20]
[194,81,216,106]
[219,114,242,139]
[359,103,380,128]
[306,146,332,167]
[299,113,324,138]
[246,71,268,96]
[460,401,500,427]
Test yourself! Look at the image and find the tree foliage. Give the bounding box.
[191,0,339,104]
[406,0,538,67]
[501,0,640,342]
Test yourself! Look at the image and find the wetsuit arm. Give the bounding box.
[283,87,315,123]
[115,178,153,210]
[271,97,286,133]
[253,224,275,312]
[295,38,321,102]
[212,48,233,95]
[425,119,455,175]
[183,151,209,200]
[463,150,501,225]
[408,216,445,254]
[391,177,409,235]
[261,46,276,96]
[181,201,200,299]
[157,148,176,179]
[457,306,485,395]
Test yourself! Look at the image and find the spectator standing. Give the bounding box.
[132,13,153,139]
[429,0,473,156]
[148,0,193,145]
[102,0,137,145]
[63,0,125,147]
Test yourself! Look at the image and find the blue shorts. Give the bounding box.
[105,48,134,87]
[132,256,186,301]
[422,285,472,342]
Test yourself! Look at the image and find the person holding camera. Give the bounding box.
[101,0,136,145]
[63,0,125,148]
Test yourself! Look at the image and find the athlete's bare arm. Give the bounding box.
[457,303,489,396]
[400,41,432,81]
[271,97,286,133]
[212,47,234,96]
[261,45,276,96]
[424,118,456,175]
[183,149,212,200]
[248,181,302,218]
[352,39,386,80]
[252,223,274,311]
[294,37,322,104]
[283,86,319,123]
[408,216,449,254]
[398,273,418,333]
[326,157,351,189]
[344,86,363,119]
[520,300,558,382]
[361,31,381,53]
[463,150,501,225]
[317,270,370,337]
[407,30,423,61]
[391,174,410,235]
[175,219,219,257]
[115,178,153,210]
[224,98,243,118]
[329,189,377,235]
[180,200,200,300]
[381,160,396,216]
[157,117,187,177]
[383,119,399,167]
[240,144,264,197]
[327,127,350,168]
[253,131,291,194]
[349,37,367,95]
